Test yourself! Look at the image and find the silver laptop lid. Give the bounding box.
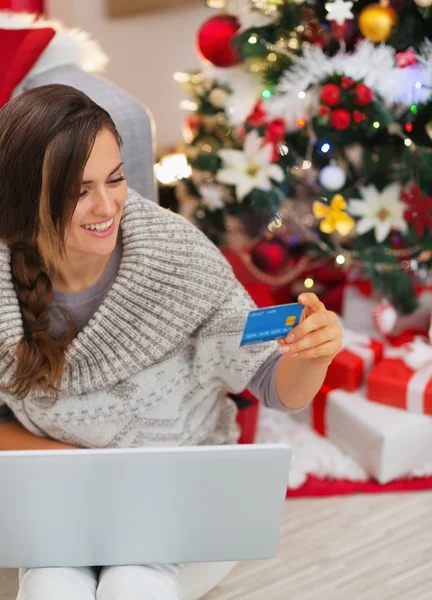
[0,444,290,568]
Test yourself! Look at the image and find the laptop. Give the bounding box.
[0,444,291,568]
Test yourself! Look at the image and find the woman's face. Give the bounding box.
[65,128,128,259]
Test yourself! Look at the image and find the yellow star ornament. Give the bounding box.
[313,194,355,236]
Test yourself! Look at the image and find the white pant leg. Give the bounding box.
[97,564,181,600]
[17,566,98,600]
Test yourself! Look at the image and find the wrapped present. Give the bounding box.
[297,385,432,484]
[367,331,432,416]
[325,330,384,392]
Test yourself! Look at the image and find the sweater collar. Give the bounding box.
[0,189,231,395]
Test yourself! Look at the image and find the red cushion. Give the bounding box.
[0,27,55,107]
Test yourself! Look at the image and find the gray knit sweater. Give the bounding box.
[0,189,278,448]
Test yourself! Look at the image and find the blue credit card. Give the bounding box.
[240,302,304,346]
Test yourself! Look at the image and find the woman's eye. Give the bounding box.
[79,189,89,199]
[109,176,126,185]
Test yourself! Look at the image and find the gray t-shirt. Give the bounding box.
[49,244,287,412]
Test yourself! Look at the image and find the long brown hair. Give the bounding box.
[0,84,122,399]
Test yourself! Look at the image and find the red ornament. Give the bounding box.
[319,105,331,117]
[330,108,351,130]
[401,182,432,237]
[395,48,418,68]
[247,101,267,128]
[353,110,367,124]
[196,15,241,67]
[341,76,355,89]
[320,83,341,106]
[331,20,354,44]
[265,118,286,162]
[354,83,374,106]
[304,19,328,47]
[250,239,289,273]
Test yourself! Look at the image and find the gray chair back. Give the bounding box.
[22,65,156,202]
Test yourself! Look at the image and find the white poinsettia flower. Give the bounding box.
[217,130,284,201]
[199,184,225,212]
[348,183,407,243]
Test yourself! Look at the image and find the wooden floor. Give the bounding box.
[2,492,431,600]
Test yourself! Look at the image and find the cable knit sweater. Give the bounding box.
[0,189,279,448]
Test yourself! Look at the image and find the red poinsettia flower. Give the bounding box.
[401,182,432,237]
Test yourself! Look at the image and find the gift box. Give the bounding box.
[367,333,432,416]
[297,385,432,483]
[324,331,384,392]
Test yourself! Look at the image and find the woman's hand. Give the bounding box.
[277,293,342,366]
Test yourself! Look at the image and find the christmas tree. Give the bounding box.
[176,0,432,315]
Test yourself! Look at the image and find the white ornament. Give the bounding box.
[325,0,354,26]
[349,183,407,243]
[373,302,398,335]
[217,130,284,201]
[319,164,346,191]
[198,184,225,212]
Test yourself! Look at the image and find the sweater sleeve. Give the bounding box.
[194,281,280,395]
[248,350,292,412]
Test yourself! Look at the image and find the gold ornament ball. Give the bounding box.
[414,0,432,7]
[359,4,398,43]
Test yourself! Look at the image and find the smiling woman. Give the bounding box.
[0,84,126,397]
[0,82,341,600]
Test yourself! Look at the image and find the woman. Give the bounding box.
[0,85,342,600]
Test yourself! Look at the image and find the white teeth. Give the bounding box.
[83,218,113,232]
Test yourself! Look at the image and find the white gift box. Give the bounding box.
[297,388,432,484]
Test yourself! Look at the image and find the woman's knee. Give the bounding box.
[96,565,180,600]
[17,566,98,600]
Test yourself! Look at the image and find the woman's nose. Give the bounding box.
[92,188,115,215]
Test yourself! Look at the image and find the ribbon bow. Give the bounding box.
[341,329,370,350]
[385,333,432,371]
[384,330,432,414]
[341,329,374,373]
[402,337,432,371]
